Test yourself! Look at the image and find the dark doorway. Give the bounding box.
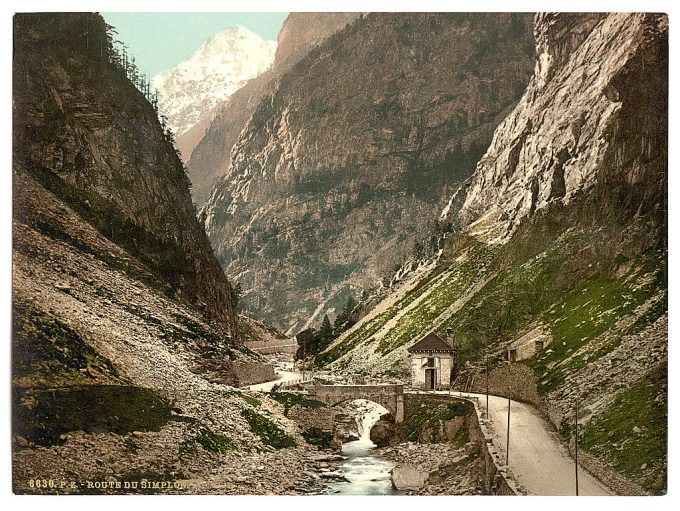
[425,368,435,390]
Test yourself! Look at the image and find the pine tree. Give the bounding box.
[334,295,358,334]
[230,282,243,311]
[318,314,334,348]
[295,328,316,361]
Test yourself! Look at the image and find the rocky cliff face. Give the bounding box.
[444,13,667,243]
[183,12,360,204]
[152,25,276,139]
[273,12,361,68]
[13,12,238,335]
[200,13,536,333]
[318,13,667,494]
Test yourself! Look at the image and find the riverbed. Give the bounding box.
[323,401,399,495]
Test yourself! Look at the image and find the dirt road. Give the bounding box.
[248,369,304,392]
[452,391,612,495]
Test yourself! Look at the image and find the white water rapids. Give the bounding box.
[324,400,399,495]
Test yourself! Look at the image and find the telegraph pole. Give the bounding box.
[506,385,512,467]
[485,340,490,419]
[302,336,306,381]
[575,399,580,496]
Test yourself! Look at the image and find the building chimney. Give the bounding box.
[445,327,454,348]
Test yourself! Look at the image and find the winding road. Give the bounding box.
[452,391,612,495]
[248,369,304,392]
[247,367,612,495]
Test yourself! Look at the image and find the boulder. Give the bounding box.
[15,435,30,447]
[443,416,466,441]
[391,463,429,490]
[369,421,394,447]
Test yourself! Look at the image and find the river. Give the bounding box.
[323,401,400,495]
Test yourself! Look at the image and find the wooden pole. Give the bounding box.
[506,386,512,466]
[575,399,580,496]
[302,336,306,381]
[485,346,490,419]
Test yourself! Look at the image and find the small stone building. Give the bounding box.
[407,332,456,390]
[506,326,552,362]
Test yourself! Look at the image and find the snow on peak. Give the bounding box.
[152,25,276,137]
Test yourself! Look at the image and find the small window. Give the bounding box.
[426,357,435,367]
[535,340,544,352]
[509,349,517,362]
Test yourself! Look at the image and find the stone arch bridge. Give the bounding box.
[306,384,405,423]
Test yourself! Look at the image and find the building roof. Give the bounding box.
[407,332,455,353]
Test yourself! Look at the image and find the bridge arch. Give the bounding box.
[326,397,395,422]
[307,384,405,423]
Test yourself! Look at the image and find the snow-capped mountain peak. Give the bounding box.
[152,25,276,138]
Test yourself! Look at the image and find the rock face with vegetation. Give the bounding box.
[382,398,487,495]
[317,13,667,494]
[12,13,333,495]
[184,12,360,205]
[199,13,535,333]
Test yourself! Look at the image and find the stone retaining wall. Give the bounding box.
[251,344,298,355]
[463,364,542,407]
[242,337,298,354]
[405,392,519,495]
[232,362,276,386]
[465,398,517,495]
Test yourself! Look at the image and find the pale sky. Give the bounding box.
[102,12,288,77]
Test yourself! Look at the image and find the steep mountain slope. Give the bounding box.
[273,12,363,68]
[12,13,332,494]
[184,12,360,205]
[318,12,667,494]
[14,13,238,335]
[201,13,536,333]
[152,26,276,140]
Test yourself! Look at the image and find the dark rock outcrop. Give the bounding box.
[369,417,396,447]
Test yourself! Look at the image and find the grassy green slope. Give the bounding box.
[315,236,496,368]
[319,196,666,372]
[580,362,667,494]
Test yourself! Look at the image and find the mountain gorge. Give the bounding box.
[317,12,667,494]
[199,13,536,333]
[11,11,668,496]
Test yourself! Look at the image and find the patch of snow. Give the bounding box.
[152,25,276,136]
